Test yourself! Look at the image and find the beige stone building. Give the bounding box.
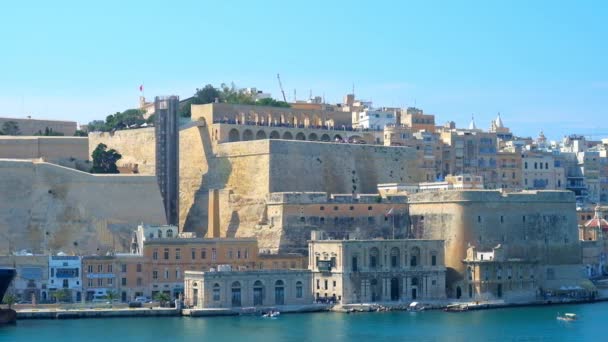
[0,255,49,303]
[522,152,566,191]
[309,236,446,304]
[0,116,77,136]
[408,190,584,297]
[0,136,88,161]
[184,269,312,309]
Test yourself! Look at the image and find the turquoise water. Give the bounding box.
[2,302,606,341]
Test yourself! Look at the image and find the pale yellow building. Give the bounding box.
[309,234,446,304]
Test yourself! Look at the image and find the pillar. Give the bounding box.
[208,189,220,238]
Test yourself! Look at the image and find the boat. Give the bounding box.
[444,304,469,312]
[407,302,425,312]
[557,313,577,321]
[0,268,17,325]
[262,310,281,318]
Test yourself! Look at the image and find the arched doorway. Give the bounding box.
[269,131,280,139]
[456,286,462,299]
[228,129,240,142]
[390,278,399,301]
[334,134,343,142]
[497,284,502,298]
[411,277,418,300]
[282,132,293,140]
[295,132,306,140]
[371,278,379,302]
[256,130,267,139]
[242,130,253,141]
[231,281,242,307]
[308,133,318,141]
[320,134,331,142]
[253,280,264,306]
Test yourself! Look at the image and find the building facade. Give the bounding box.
[48,255,82,302]
[309,237,446,304]
[0,255,49,303]
[184,269,312,309]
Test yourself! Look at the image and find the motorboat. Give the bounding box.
[407,302,425,312]
[262,310,281,318]
[557,313,577,321]
[444,304,469,312]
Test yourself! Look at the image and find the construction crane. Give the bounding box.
[276,74,287,102]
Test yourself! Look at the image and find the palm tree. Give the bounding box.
[105,291,118,307]
[153,292,171,308]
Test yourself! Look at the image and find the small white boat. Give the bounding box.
[262,310,281,318]
[408,302,425,312]
[557,313,577,321]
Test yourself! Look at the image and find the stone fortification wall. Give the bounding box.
[0,117,77,136]
[0,159,166,255]
[407,190,579,285]
[88,128,156,175]
[0,136,88,161]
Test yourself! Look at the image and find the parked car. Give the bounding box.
[134,296,151,303]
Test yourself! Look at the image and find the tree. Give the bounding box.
[2,293,17,309]
[179,84,221,117]
[52,289,70,303]
[106,291,118,307]
[154,292,171,307]
[34,127,64,136]
[74,130,87,136]
[86,120,107,132]
[90,143,122,174]
[1,121,21,135]
[255,97,290,108]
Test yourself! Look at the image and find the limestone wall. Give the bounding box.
[0,159,166,255]
[0,136,88,161]
[408,190,580,286]
[88,128,156,175]
[0,117,77,136]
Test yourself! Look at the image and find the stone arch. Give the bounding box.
[369,247,379,268]
[334,134,343,142]
[270,131,280,139]
[242,129,254,141]
[282,132,293,140]
[256,130,267,140]
[410,246,421,266]
[295,132,306,140]
[320,134,331,142]
[228,129,240,142]
[390,247,400,268]
[348,135,363,143]
[308,133,318,141]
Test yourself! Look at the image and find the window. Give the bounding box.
[107,264,113,273]
[97,264,103,272]
[320,206,325,211]
[213,284,221,301]
[431,254,437,266]
[153,271,158,280]
[175,269,180,279]
[500,216,504,223]
[88,265,93,273]
[228,249,233,259]
[88,279,93,287]
[164,248,169,260]
[157,229,162,238]
[166,229,173,238]
[333,280,336,287]
[121,264,127,273]
[136,278,142,286]
[201,249,207,259]
[324,279,328,290]
[477,216,481,223]
[212,248,217,261]
[175,248,181,260]
[237,249,241,259]
[410,255,417,267]
[97,278,103,286]
[153,249,158,260]
[164,269,169,279]
[316,279,320,289]
[62,279,68,288]
[191,248,196,260]
[334,206,339,211]
[136,264,142,272]
[244,248,249,259]
[121,278,127,286]
[368,206,372,210]
[369,248,379,268]
[524,162,528,169]
[296,281,303,298]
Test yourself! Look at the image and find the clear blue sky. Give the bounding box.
[1,0,606,140]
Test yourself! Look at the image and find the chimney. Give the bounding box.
[208,189,220,238]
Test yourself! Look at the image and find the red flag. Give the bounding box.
[139,85,144,92]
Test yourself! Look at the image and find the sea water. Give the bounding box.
[1,302,605,341]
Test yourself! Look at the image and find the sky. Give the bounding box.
[0,0,606,140]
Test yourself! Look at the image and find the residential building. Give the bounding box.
[82,254,147,302]
[0,255,49,303]
[521,152,566,191]
[48,255,82,302]
[356,109,396,130]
